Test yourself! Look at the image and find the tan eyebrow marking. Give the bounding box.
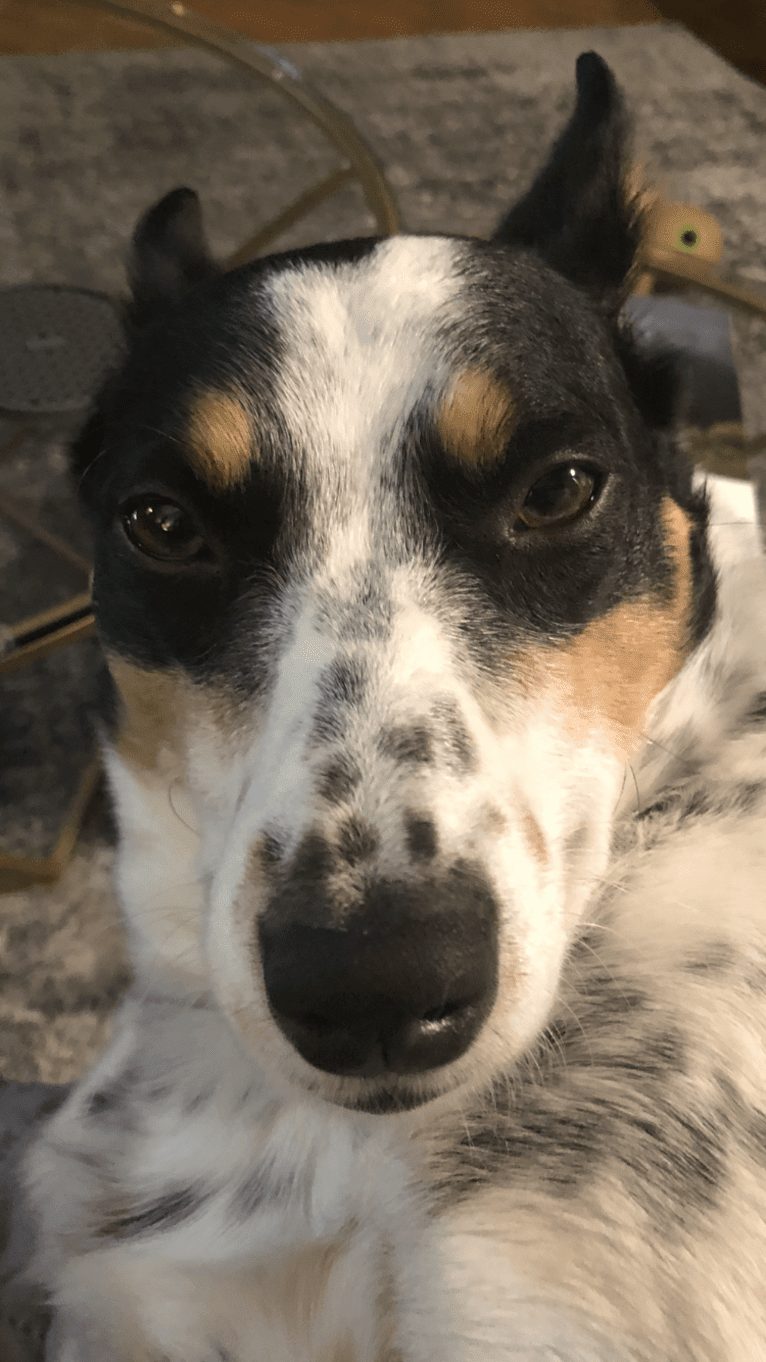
[438,369,518,468]
[186,390,254,491]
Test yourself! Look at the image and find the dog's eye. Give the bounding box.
[515,463,599,531]
[122,498,208,563]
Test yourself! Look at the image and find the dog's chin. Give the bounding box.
[304,1069,462,1116]
[340,1083,439,1115]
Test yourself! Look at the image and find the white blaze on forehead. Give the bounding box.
[250,604,340,829]
[264,236,462,483]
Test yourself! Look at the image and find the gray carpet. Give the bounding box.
[1,20,765,1091]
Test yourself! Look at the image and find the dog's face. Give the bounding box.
[73,54,713,1115]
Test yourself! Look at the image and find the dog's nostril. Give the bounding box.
[421,999,464,1025]
[271,989,490,1080]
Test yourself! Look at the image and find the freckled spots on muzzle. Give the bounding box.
[311,657,367,745]
[404,812,438,862]
[378,723,434,767]
[376,700,476,775]
[316,754,362,806]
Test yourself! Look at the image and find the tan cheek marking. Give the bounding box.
[438,369,517,468]
[186,390,254,491]
[662,496,693,624]
[107,656,188,771]
[107,656,241,775]
[542,498,694,756]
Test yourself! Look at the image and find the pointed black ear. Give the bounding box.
[127,187,219,329]
[493,52,640,301]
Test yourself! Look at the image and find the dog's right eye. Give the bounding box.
[122,497,209,563]
[515,462,600,532]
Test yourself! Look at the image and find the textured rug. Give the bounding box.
[0,20,765,1099]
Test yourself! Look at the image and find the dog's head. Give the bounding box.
[73,53,714,1115]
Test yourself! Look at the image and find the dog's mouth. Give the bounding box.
[347,1084,439,1115]
[304,1064,463,1116]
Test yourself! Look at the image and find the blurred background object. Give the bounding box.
[0,1,662,51]
[0,0,764,91]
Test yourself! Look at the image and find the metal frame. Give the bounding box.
[0,760,101,894]
[69,0,401,259]
[0,592,94,677]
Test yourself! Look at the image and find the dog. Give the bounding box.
[15,50,766,1361]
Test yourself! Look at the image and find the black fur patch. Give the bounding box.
[231,1167,270,1221]
[684,782,765,822]
[379,724,434,766]
[317,574,394,643]
[439,1004,726,1231]
[637,778,766,828]
[493,51,639,304]
[311,658,367,744]
[404,812,438,862]
[183,1086,214,1116]
[681,943,737,974]
[87,1088,122,1117]
[97,1185,209,1240]
[128,187,219,331]
[297,830,336,876]
[715,1073,766,1162]
[337,816,379,867]
[316,755,361,805]
[259,832,285,873]
[743,692,766,727]
[434,918,733,1230]
[146,1084,172,1101]
[84,1067,139,1124]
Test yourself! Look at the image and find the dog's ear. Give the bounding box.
[493,52,640,302]
[127,186,219,329]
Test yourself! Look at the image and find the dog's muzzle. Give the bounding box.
[259,862,499,1078]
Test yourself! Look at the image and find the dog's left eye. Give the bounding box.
[122,498,208,563]
[515,463,599,531]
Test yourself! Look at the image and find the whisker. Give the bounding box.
[76,439,118,493]
[638,732,696,767]
[167,780,201,836]
[627,761,641,813]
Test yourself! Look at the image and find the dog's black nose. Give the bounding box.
[259,865,498,1078]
